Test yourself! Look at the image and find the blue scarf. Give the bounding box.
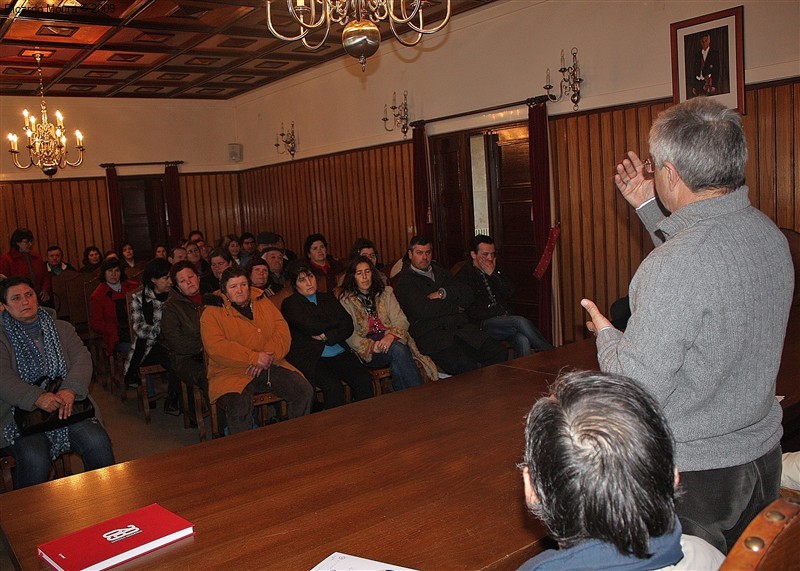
[2,309,70,459]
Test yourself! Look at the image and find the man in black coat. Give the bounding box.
[394,236,506,376]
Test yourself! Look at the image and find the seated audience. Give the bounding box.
[45,245,76,275]
[304,233,344,292]
[247,257,271,291]
[0,228,51,304]
[349,237,385,270]
[160,261,208,424]
[395,235,506,375]
[0,276,115,488]
[104,249,118,260]
[79,246,103,274]
[219,234,242,266]
[119,242,139,271]
[200,267,313,433]
[153,244,168,260]
[186,242,212,292]
[203,247,235,294]
[258,231,298,262]
[187,230,204,244]
[239,232,257,266]
[455,235,552,357]
[282,261,373,409]
[124,259,179,413]
[89,258,139,358]
[518,370,724,570]
[168,246,187,265]
[196,239,210,261]
[262,247,288,295]
[339,256,436,390]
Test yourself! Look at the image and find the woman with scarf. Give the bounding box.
[339,256,436,391]
[124,258,180,413]
[0,276,114,488]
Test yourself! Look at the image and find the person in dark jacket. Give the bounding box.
[282,260,373,409]
[455,235,552,357]
[395,236,506,376]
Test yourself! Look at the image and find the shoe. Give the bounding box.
[163,399,181,416]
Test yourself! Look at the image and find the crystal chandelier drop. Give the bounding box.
[266,0,452,71]
[6,52,85,179]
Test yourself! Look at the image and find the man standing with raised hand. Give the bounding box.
[581,97,793,553]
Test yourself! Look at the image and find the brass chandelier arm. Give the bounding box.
[389,17,423,47]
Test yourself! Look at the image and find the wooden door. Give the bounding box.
[118,176,167,256]
[429,133,474,270]
[487,124,542,322]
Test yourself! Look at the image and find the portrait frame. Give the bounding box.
[670,6,744,114]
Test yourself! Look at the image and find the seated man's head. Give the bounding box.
[521,370,676,559]
[407,235,433,272]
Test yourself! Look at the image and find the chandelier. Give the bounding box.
[266,0,452,71]
[6,52,85,179]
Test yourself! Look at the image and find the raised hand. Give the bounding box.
[614,151,655,209]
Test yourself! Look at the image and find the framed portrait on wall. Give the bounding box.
[670,6,744,113]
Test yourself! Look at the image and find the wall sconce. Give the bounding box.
[275,122,297,158]
[382,90,409,139]
[543,47,583,111]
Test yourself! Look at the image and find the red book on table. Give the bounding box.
[37,503,194,571]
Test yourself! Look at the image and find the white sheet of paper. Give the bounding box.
[310,552,418,571]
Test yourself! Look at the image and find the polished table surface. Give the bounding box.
[1,312,797,570]
[0,365,555,571]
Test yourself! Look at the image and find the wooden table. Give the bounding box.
[0,365,555,571]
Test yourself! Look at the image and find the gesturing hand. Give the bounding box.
[614,151,655,209]
[581,298,613,336]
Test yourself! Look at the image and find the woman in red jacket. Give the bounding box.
[89,258,139,360]
[0,228,51,303]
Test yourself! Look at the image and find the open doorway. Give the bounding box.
[118,175,168,258]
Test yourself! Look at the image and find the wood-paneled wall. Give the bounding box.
[550,78,800,343]
[179,172,241,244]
[0,177,112,269]
[239,141,415,263]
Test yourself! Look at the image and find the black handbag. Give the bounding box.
[14,376,95,437]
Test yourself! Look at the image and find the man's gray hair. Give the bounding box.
[649,97,747,193]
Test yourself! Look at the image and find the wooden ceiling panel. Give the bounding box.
[0,0,499,99]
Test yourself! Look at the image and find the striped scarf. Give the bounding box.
[2,309,70,459]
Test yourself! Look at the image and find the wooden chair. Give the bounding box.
[720,496,800,570]
[1,453,73,493]
[0,455,15,493]
[202,352,287,438]
[267,286,293,311]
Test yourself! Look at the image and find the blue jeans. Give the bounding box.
[5,417,115,489]
[368,341,424,391]
[482,315,552,357]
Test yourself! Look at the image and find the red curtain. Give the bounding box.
[164,163,183,246]
[411,122,432,237]
[528,102,554,342]
[104,166,123,249]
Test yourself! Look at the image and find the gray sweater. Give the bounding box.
[596,186,793,471]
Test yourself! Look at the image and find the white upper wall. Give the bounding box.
[2,0,798,182]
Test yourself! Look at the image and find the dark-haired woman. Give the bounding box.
[303,233,344,293]
[89,258,139,363]
[282,260,374,409]
[124,258,179,411]
[339,256,436,391]
[0,228,51,303]
[79,246,103,274]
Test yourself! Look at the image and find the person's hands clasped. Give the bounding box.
[34,392,64,413]
[372,333,395,354]
[54,389,75,419]
[615,151,655,209]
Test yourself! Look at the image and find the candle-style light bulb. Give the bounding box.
[546,68,551,86]
[75,130,83,146]
[560,49,565,69]
[56,111,64,127]
[23,109,29,127]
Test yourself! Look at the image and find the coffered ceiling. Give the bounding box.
[0,0,497,100]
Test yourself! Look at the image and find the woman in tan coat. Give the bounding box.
[339,256,437,390]
[200,267,313,433]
